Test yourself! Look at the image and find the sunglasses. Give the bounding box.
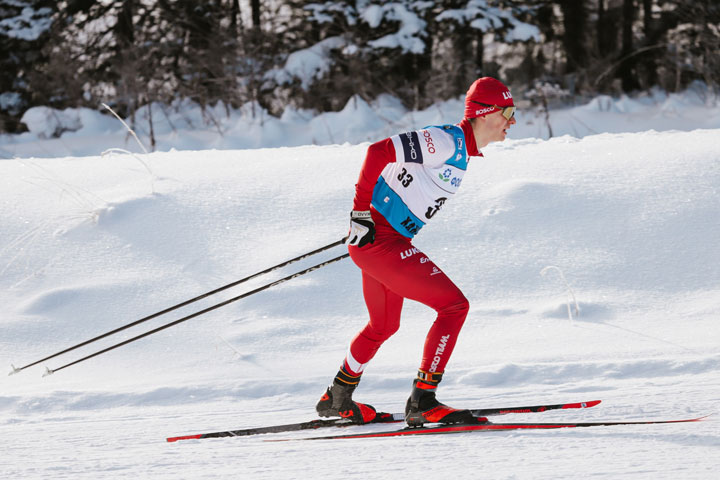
[471,101,516,120]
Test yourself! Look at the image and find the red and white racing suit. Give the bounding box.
[344,118,481,376]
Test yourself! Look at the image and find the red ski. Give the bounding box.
[166,399,600,442]
[279,415,711,441]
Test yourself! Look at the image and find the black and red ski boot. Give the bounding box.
[316,367,376,425]
[404,371,481,427]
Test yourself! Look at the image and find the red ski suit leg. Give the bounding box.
[345,215,469,376]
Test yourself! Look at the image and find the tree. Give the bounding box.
[617,0,640,91]
[270,0,543,113]
[251,0,261,29]
[3,0,719,135]
[0,0,57,133]
[662,0,720,92]
[556,0,588,74]
[433,0,544,98]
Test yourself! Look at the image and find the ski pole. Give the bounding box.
[43,252,350,376]
[9,237,347,375]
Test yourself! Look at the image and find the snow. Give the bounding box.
[0,92,23,114]
[266,36,348,90]
[362,3,427,54]
[20,107,84,139]
[0,4,53,41]
[1,88,719,478]
[503,21,541,42]
[437,1,541,41]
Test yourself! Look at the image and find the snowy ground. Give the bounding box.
[1,91,719,478]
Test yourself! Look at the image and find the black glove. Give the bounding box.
[347,210,375,247]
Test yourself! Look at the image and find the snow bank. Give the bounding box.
[2,83,718,160]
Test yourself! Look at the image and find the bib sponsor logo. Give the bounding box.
[407,133,417,160]
[400,131,423,164]
[422,130,436,154]
[425,197,447,219]
[400,217,420,235]
[438,169,462,187]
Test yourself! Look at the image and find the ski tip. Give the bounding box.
[692,413,714,422]
[562,400,601,409]
[167,434,203,443]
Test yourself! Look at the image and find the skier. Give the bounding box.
[316,77,517,426]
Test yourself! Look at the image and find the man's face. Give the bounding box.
[485,110,516,143]
[472,110,517,148]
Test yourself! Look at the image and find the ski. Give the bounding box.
[166,414,397,442]
[166,399,600,442]
[469,399,600,416]
[275,415,711,441]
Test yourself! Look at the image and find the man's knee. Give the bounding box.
[362,321,401,342]
[440,295,470,322]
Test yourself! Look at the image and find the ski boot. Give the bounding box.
[404,370,480,427]
[316,367,376,424]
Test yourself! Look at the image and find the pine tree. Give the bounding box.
[0,0,57,132]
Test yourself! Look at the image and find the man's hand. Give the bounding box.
[347,210,375,247]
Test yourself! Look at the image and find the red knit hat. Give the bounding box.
[464,77,514,119]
